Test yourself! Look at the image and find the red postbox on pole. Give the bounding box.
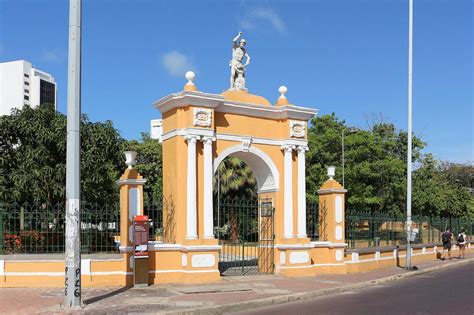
[133,215,149,286]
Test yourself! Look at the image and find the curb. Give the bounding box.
[163,258,474,315]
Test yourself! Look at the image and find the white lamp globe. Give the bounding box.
[124,151,137,169]
[327,166,336,180]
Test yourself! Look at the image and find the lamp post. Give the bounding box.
[342,127,359,188]
[406,0,414,271]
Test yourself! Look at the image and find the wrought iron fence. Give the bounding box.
[0,202,120,254]
[144,200,163,241]
[307,201,319,240]
[306,203,473,248]
[345,210,473,248]
[1,199,472,253]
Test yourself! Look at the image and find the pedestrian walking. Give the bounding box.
[440,228,453,260]
[457,228,467,259]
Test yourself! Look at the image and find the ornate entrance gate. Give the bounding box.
[215,199,274,276]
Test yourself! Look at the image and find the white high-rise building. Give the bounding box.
[150,119,163,142]
[0,60,57,116]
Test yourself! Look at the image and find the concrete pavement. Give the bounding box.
[0,254,472,314]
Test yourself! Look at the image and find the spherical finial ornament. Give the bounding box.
[327,166,336,180]
[279,85,288,98]
[185,71,195,85]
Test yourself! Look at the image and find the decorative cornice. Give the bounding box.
[116,179,147,186]
[317,188,347,195]
[153,91,224,113]
[152,90,318,121]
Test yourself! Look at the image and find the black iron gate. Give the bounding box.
[214,198,274,276]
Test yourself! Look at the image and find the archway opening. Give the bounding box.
[213,148,277,276]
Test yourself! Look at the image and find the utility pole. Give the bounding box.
[65,0,82,307]
[406,0,414,271]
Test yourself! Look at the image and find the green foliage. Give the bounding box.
[306,114,472,218]
[214,156,257,199]
[126,133,163,202]
[0,104,125,205]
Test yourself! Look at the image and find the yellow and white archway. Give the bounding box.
[152,74,317,281]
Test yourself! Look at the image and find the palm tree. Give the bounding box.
[214,157,257,241]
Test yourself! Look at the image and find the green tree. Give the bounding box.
[127,133,163,202]
[306,114,425,215]
[214,156,257,241]
[0,104,125,205]
[213,156,257,199]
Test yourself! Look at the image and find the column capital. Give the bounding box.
[201,136,216,145]
[281,144,295,152]
[185,134,200,143]
[297,145,309,153]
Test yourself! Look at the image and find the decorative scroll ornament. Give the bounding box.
[241,137,252,152]
[193,107,212,127]
[290,120,306,138]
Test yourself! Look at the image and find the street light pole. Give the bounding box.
[65,0,82,307]
[406,0,414,271]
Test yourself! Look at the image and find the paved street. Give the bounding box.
[235,262,474,315]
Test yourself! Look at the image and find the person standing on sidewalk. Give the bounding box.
[457,228,467,259]
[440,228,453,260]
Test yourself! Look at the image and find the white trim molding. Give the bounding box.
[214,144,280,193]
[148,243,222,252]
[152,90,318,121]
[317,188,348,195]
[116,179,147,186]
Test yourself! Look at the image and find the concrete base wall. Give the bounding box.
[0,244,471,287]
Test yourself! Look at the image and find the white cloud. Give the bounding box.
[40,48,65,63]
[161,51,195,77]
[240,8,287,34]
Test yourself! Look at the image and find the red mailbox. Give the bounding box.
[133,215,149,257]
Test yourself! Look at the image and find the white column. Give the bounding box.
[203,137,215,239]
[297,146,308,238]
[282,145,295,238]
[185,135,199,239]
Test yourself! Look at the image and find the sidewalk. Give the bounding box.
[2,254,473,314]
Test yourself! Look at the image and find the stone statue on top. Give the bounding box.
[229,32,251,91]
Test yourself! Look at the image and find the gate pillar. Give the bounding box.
[311,167,348,274]
[117,151,146,286]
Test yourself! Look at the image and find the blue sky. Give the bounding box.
[0,0,472,162]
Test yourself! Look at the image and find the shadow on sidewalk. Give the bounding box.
[83,286,131,305]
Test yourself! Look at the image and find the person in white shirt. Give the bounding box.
[457,228,467,259]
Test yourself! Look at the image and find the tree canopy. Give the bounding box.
[1,106,471,219]
[0,104,125,205]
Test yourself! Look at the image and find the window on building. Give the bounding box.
[24,89,29,94]
[24,95,29,100]
[40,80,55,105]
[24,81,30,86]
[24,73,30,78]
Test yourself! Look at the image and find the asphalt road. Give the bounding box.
[234,262,474,315]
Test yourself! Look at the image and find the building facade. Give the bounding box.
[0,60,57,116]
